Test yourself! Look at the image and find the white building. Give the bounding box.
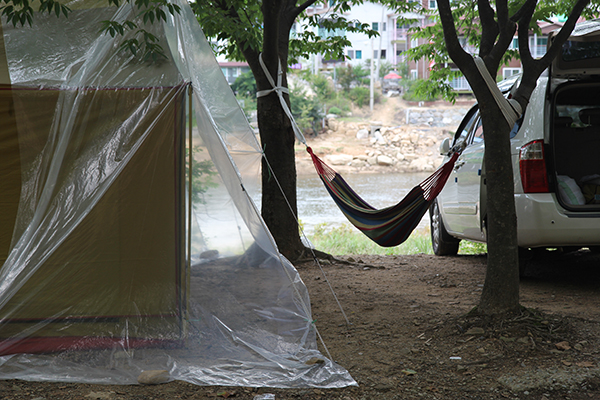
[303,1,409,72]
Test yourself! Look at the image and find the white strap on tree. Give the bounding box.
[473,56,522,128]
[256,53,307,145]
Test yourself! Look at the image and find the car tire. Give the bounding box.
[429,199,460,256]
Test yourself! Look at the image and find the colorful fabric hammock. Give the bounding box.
[307,147,460,247]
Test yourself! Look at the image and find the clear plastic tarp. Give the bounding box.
[0,0,355,387]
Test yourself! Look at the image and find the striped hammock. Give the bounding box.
[307,147,459,247]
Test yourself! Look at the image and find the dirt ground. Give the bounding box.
[2,98,600,399]
[2,251,600,399]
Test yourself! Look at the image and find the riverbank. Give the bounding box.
[296,96,475,176]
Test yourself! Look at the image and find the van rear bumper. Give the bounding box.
[515,193,600,248]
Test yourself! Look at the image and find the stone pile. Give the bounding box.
[404,107,470,127]
[320,112,462,173]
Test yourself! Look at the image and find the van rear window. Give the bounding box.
[562,40,600,62]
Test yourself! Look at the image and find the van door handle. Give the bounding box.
[454,159,465,170]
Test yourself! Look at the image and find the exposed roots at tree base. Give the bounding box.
[430,306,579,353]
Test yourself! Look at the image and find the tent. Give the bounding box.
[0,0,354,387]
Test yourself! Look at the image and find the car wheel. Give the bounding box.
[429,199,460,256]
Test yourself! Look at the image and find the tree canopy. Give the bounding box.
[1,0,181,61]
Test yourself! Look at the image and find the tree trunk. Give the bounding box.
[478,103,520,314]
[248,0,305,261]
[257,92,305,260]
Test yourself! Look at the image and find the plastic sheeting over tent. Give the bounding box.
[0,0,355,387]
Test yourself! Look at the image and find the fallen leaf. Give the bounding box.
[576,361,595,367]
[465,327,485,335]
[401,368,417,376]
[555,341,571,351]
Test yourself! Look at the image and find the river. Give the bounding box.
[193,171,433,253]
[297,172,433,235]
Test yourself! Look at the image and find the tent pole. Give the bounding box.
[187,84,193,266]
[186,84,193,332]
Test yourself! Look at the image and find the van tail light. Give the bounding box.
[519,140,549,193]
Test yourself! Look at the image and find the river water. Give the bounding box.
[193,171,432,253]
[297,172,432,235]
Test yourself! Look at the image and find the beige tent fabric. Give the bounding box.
[0,86,186,345]
[0,86,19,267]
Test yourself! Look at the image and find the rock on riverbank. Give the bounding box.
[296,104,472,176]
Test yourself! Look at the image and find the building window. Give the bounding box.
[509,37,519,50]
[503,68,522,79]
[290,23,298,38]
[356,50,362,59]
[410,37,418,48]
[372,22,379,31]
[347,49,355,59]
[380,49,387,59]
[411,69,418,80]
[382,22,386,31]
[429,0,437,9]
[318,20,346,38]
[449,72,471,91]
[373,50,378,59]
[530,36,548,58]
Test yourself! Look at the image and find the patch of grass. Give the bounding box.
[308,224,431,256]
[307,223,488,256]
[459,240,487,255]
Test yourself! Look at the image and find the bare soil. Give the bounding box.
[2,251,600,399]
[3,98,600,399]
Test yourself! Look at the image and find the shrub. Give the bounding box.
[290,88,322,135]
[402,79,441,102]
[328,106,342,115]
[349,87,370,108]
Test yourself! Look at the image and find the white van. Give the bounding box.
[430,19,600,256]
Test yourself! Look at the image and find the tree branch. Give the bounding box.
[437,0,470,65]
[516,0,536,70]
[293,0,319,21]
[509,0,537,23]
[488,0,516,68]
[478,0,498,57]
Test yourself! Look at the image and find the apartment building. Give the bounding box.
[302,1,562,91]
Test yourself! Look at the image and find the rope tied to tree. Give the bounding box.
[473,56,522,129]
[256,53,308,146]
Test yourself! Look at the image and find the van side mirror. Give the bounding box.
[439,137,451,155]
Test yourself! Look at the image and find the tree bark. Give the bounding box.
[477,104,520,314]
[247,0,305,260]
